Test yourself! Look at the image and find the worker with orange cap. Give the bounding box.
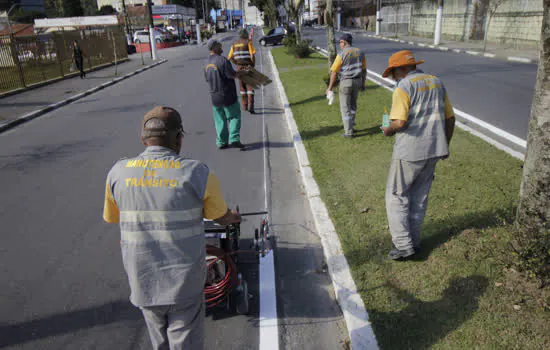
[380,50,456,261]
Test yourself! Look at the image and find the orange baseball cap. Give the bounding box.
[382,50,425,78]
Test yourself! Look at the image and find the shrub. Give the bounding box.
[286,38,312,59]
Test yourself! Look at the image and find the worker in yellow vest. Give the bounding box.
[228,29,257,114]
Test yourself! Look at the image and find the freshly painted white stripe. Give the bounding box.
[453,49,462,53]
[418,43,427,47]
[408,41,415,45]
[484,53,496,58]
[438,47,449,51]
[259,250,279,350]
[466,50,481,55]
[508,56,532,63]
[429,45,436,48]
[259,29,280,350]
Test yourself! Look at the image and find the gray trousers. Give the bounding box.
[385,158,439,251]
[141,300,204,350]
[339,78,362,135]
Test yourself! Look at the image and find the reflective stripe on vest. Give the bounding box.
[340,47,364,80]
[232,40,252,65]
[392,70,450,161]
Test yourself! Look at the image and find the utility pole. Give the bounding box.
[194,0,202,44]
[146,0,158,60]
[376,0,381,35]
[434,0,444,45]
[121,0,132,45]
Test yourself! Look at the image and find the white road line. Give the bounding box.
[258,29,280,350]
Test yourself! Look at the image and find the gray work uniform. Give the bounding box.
[335,46,365,135]
[386,70,452,252]
[106,146,210,350]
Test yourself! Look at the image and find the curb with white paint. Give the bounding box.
[0,59,168,133]
[357,31,534,64]
[272,47,379,349]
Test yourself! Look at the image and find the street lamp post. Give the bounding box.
[146,0,158,60]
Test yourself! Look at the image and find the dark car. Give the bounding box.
[259,26,294,46]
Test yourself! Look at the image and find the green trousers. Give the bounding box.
[212,101,241,147]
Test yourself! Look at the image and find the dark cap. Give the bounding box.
[207,38,221,51]
[142,106,183,139]
[338,33,353,44]
[239,29,249,39]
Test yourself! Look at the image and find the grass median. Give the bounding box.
[271,47,549,349]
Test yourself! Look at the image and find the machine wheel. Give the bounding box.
[260,39,266,46]
[235,280,249,315]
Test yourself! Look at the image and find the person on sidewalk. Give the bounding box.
[204,38,248,149]
[72,40,86,79]
[103,106,242,350]
[228,29,257,114]
[326,33,367,138]
[380,50,456,260]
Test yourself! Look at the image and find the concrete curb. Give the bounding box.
[363,33,534,64]
[274,46,379,349]
[0,59,168,134]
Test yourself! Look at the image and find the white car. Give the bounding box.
[133,29,167,44]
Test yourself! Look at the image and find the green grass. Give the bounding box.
[271,47,550,349]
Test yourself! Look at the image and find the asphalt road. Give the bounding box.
[302,28,537,142]
[0,32,346,349]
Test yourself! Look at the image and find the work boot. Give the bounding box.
[230,141,245,149]
[388,244,415,261]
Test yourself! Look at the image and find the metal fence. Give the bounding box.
[0,28,128,94]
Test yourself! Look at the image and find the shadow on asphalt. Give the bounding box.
[242,141,294,151]
[0,301,142,348]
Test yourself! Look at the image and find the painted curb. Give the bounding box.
[272,48,379,349]
[508,56,533,63]
[0,59,167,133]
[370,35,534,64]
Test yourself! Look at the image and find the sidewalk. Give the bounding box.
[0,53,156,127]
[341,27,539,63]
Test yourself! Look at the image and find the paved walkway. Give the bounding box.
[337,27,539,63]
[0,53,155,124]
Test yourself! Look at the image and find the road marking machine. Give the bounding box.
[203,208,270,315]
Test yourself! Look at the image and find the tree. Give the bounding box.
[81,0,99,16]
[63,0,84,17]
[514,0,550,287]
[284,0,304,40]
[99,5,117,15]
[325,0,336,67]
[481,0,508,52]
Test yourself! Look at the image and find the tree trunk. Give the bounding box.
[325,0,337,67]
[515,0,550,283]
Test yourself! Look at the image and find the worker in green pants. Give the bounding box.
[204,38,248,149]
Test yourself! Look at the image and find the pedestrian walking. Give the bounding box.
[380,50,456,260]
[228,29,257,114]
[72,40,86,79]
[365,18,370,31]
[103,106,242,350]
[204,38,248,149]
[326,33,367,138]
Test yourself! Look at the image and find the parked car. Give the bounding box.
[259,26,294,46]
[133,29,168,44]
